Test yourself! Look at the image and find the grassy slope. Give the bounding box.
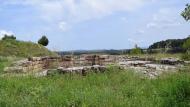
[0,39,57,57]
[0,67,189,107]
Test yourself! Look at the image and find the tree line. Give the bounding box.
[148,37,190,49]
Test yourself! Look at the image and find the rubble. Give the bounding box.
[184,61,190,64]
[119,61,179,78]
[160,58,183,65]
[119,61,152,67]
[53,65,107,76]
[35,70,48,77]
[4,66,24,73]
[117,56,156,62]
[145,64,177,71]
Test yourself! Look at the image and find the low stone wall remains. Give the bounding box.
[4,55,116,73]
[4,55,187,75]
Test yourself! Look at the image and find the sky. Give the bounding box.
[0,0,190,51]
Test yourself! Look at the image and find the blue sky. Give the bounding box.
[0,0,190,51]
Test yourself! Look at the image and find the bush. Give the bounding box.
[38,36,49,46]
[181,37,190,60]
[183,38,190,50]
[130,48,143,55]
[182,51,190,60]
[2,35,16,40]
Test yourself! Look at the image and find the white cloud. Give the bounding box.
[0,30,14,39]
[146,22,158,28]
[3,0,158,34]
[59,21,70,31]
[137,30,145,34]
[2,0,151,30]
[128,38,143,44]
[146,8,182,29]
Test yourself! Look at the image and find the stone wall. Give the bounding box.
[4,55,116,73]
[4,55,186,73]
[47,65,107,76]
[4,57,58,73]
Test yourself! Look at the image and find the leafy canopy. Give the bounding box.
[181,4,190,21]
[38,36,49,46]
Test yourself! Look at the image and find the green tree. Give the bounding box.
[181,4,190,60]
[2,34,16,40]
[183,37,190,50]
[38,36,49,46]
[181,4,190,21]
[130,48,142,55]
[130,44,143,55]
[182,37,190,60]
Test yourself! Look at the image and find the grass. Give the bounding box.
[128,53,183,60]
[0,56,22,74]
[0,39,58,57]
[0,67,189,107]
[181,51,190,60]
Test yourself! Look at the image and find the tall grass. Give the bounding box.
[0,67,189,107]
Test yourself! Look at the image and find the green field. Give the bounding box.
[0,67,189,107]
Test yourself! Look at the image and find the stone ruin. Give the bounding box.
[4,57,58,73]
[4,55,188,78]
[47,65,107,76]
[117,56,184,78]
[160,58,183,65]
[4,55,116,74]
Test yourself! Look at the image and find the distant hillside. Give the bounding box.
[149,37,190,49]
[58,49,132,55]
[0,39,58,57]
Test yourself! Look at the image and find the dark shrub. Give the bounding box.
[2,35,16,40]
[38,36,49,46]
